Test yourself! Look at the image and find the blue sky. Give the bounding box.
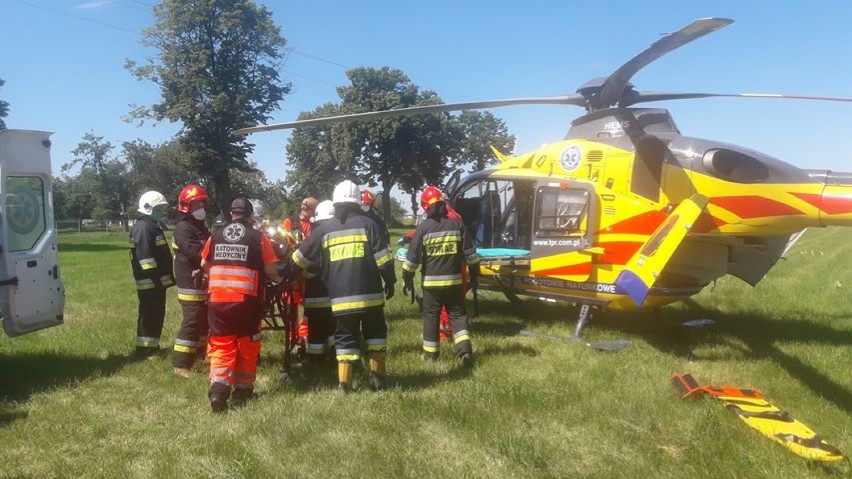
[3,1,851,195]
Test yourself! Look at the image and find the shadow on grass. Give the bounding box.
[514,297,852,415]
[58,242,129,253]
[0,352,136,405]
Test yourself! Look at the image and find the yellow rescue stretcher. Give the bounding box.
[671,372,844,463]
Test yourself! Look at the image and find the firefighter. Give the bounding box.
[361,188,390,245]
[293,180,396,392]
[402,186,480,365]
[200,197,281,413]
[297,196,319,241]
[170,184,211,377]
[302,200,335,364]
[129,190,175,358]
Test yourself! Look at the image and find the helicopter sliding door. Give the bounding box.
[453,177,535,252]
[529,181,598,281]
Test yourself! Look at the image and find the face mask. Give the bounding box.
[191,209,206,221]
[150,212,164,222]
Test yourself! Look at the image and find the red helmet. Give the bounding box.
[420,185,444,211]
[177,184,208,213]
[361,189,376,207]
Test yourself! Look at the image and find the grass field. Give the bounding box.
[1,228,850,478]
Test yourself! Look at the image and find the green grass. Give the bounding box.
[1,228,850,478]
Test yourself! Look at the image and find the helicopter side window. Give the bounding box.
[536,188,589,236]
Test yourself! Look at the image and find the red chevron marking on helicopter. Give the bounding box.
[791,192,852,215]
[692,212,728,233]
[534,261,592,277]
[596,241,643,265]
[709,196,805,218]
[601,210,667,235]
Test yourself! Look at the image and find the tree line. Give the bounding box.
[4,0,515,227]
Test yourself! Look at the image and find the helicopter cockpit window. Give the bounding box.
[536,188,589,235]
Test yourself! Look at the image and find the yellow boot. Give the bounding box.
[368,352,386,391]
[338,361,354,393]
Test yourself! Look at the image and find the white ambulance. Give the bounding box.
[0,129,65,336]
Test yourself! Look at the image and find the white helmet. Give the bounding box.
[312,200,334,223]
[332,180,360,205]
[137,191,168,215]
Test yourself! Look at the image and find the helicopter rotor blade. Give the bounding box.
[236,95,587,135]
[595,17,733,110]
[620,90,852,106]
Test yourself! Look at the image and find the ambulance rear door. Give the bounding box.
[0,130,65,336]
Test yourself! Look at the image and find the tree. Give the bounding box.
[64,133,133,230]
[284,102,356,202]
[339,67,462,225]
[373,193,407,225]
[127,0,291,213]
[455,110,515,171]
[122,139,202,212]
[53,173,96,230]
[0,78,9,129]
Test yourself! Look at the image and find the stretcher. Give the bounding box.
[263,280,305,379]
[671,372,844,463]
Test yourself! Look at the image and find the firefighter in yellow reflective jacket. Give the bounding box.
[302,200,335,363]
[293,180,396,392]
[402,186,480,365]
[170,184,211,376]
[129,191,175,358]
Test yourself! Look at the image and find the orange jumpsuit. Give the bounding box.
[201,221,278,405]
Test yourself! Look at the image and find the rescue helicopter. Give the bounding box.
[237,17,852,337]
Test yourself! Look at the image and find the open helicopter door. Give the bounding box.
[615,194,708,306]
[0,130,65,337]
[530,180,598,281]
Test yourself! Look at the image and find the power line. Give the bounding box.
[288,49,350,69]
[14,0,139,35]
[113,0,151,13]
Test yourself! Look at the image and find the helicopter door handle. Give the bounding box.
[0,277,19,286]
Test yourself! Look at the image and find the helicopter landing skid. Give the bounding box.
[574,304,594,338]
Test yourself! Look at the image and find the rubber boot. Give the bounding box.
[368,352,386,391]
[423,351,439,362]
[338,361,354,393]
[460,351,474,368]
[231,387,254,407]
[208,384,230,413]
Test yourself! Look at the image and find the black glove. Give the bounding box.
[384,281,396,300]
[402,270,414,294]
[192,269,208,290]
[469,264,481,291]
[276,260,300,283]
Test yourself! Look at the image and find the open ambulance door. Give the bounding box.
[530,180,599,281]
[0,130,65,337]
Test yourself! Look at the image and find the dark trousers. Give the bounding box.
[136,287,167,352]
[172,299,209,368]
[422,287,472,356]
[305,306,335,356]
[334,309,387,363]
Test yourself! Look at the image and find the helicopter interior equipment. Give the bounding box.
[237,17,852,337]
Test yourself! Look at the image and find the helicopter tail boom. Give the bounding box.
[795,171,852,227]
